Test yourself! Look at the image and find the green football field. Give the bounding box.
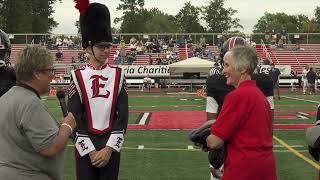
[45,91,320,180]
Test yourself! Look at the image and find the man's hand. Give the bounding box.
[88,150,97,161]
[91,146,113,168]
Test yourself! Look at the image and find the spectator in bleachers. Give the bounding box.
[293,43,304,51]
[271,29,277,45]
[71,57,76,63]
[68,38,74,49]
[307,68,317,94]
[126,51,136,65]
[62,37,68,47]
[167,56,174,65]
[280,27,287,44]
[217,36,225,48]
[277,38,284,49]
[55,37,62,47]
[156,55,162,65]
[119,37,126,49]
[145,39,152,53]
[136,40,144,55]
[271,63,281,100]
[265,28,271,44]
[200,35,206,47]
[55,49,63,61]
[302,65,309,94]
[148,55,153,65]
[162,56,168,65]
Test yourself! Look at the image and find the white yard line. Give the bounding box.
[139,113,150,125]
[283,96,320,104]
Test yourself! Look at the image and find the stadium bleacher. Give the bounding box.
[10,43,320,76]
[256,44,320,74]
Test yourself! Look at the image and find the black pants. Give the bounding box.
[75,148,121,180]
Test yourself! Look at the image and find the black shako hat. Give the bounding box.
[74,0,112,48]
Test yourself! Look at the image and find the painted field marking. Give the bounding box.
[296,115,308,119]
[298,112,310,116]
[139,113,150,125]
[273,135,320,170]
[187,145,194,150]
[283,96,320,104]
[66,144,306,153]
[274,144,304,148]
[180,99,188,101]
[194,99,202,101]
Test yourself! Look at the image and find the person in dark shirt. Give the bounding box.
[55,49,63,61]
[0,29,16,97]
[271,63,281,100]
[306,68,317,94]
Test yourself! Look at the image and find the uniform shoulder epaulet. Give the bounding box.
[109,64,121,70]
[75,65,86,71]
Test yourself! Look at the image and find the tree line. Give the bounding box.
[0,0,319,34]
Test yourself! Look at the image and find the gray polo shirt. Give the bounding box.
[0,86,66,180]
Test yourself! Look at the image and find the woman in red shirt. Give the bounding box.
[206,46,277,180]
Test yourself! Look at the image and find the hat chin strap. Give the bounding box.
[90,45,100,63]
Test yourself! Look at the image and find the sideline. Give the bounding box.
[283,96,320,104]
[67,144,307,153]
[273,135,320,170]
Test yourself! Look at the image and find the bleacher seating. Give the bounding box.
[10,44,117,64]
[256,44,320,74]
[12,43,320,75]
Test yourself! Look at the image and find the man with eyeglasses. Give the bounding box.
[68,1,128,180]
[0,45,76,180]
[0,29,16,97]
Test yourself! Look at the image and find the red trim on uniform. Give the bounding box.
[229,37,236,49]
[75,69,96,133]
[109,67,121,130]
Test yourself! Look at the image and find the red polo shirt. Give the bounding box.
[211,80,277,180]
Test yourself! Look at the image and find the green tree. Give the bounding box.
[114,0,146,32]
[175,2,205,33]
[201,0,242,33]
[0,0,60,33]
[301,20,319,33]
[315,6,320,24]
[253,12,311,33]
[144,14,178,33]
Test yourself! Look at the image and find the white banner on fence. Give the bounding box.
[261,65,291,76]
[118,65,170,77]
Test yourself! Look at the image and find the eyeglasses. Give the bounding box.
[38,68,56,74]
[94,43,112,50]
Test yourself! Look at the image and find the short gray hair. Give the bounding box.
[15,45,53,82]
[229,46,258,76]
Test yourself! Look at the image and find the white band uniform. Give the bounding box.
[74,133,96,157]
[106,133,124,152]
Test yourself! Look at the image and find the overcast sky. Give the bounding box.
[52,0,319,34]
